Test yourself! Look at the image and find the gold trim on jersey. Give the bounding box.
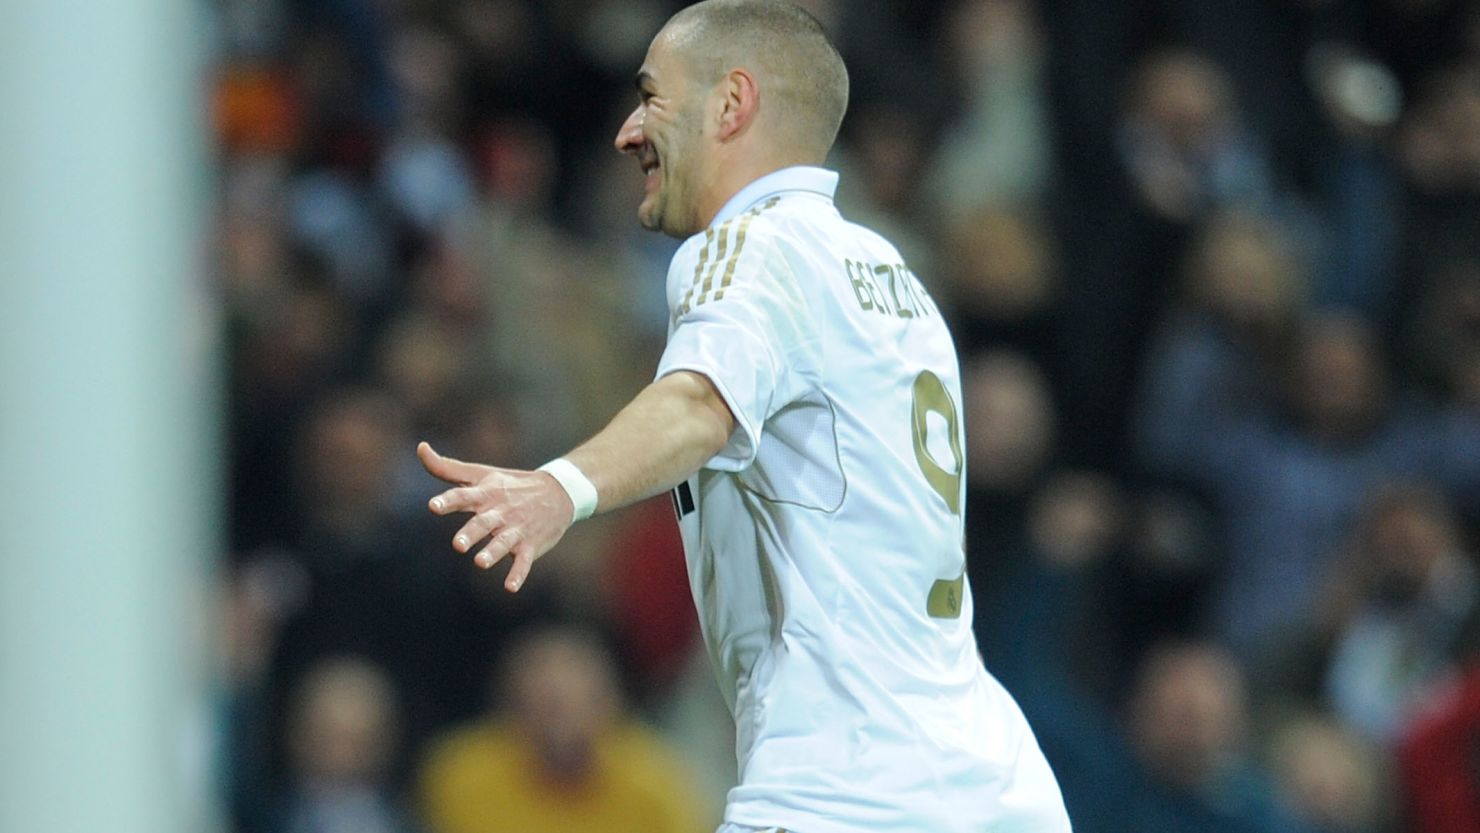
[713,208,760,302]
[676,197,780,317]
[680,227,716,315]
[696,219,731,307]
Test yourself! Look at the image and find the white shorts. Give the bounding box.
[716,826,788,833]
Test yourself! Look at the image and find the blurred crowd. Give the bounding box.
[214,0,1480,832]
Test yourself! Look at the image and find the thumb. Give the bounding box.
[418,441,488,486]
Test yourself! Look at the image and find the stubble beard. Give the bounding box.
[641,175,698,239]
[648,118,706,238]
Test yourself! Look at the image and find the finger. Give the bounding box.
[429,484,484,515]
[453,510,504,553]
[475,527,522,571]
[505,545,535,593]
[417,441,484,486]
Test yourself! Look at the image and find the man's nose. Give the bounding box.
[614,106,643,154]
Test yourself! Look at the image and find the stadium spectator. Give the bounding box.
[417,624,708,833]
[1401,262,1480,408]
[1121,642,1308,833]
[1397,632,1480,833]
[371,310,485,509]
[1137,312,1465,664]
[926,0,1053,213]
[1268,711,1391,833]
[374,311,477,442]
[1393,63,1480,334]
[832,100,940,276]
[263,389,538,769]
[1100,489,1220,698]
[961,349,1060,579]
[1116,49,1278,224]
[229,283,360,550]
[941,204,1062,361]
[1319,484,1479,740]
[1049,45,1293,468]
[981,549,1308,833]
[1133,209,1304,497]
[1396,63,1480,193]
[973,471,1128,831]
[271,659,418,833]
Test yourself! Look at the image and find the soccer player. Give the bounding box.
[418,1,1072,831]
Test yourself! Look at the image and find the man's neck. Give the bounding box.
[695,152,821,229]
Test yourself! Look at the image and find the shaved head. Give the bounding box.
[613,0,851,234]
[665,0,849,160]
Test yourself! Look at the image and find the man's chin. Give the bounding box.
[640,212,688,239]
[637,197,692,238]
[637,199,662,232]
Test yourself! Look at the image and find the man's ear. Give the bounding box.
[716,68,759,141]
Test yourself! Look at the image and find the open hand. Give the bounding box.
[417,441,575,592]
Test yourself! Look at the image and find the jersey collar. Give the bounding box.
[709,166,839,227]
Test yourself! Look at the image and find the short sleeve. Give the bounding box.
[656,215,818,471]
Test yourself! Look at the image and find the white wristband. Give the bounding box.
[537,458,598,523]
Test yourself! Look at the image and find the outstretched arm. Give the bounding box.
[420,369,734,591]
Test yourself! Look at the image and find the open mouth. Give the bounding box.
[640,150,660,176]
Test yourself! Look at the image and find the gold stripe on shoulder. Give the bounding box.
[695,219,732,307]
[678,227,716,316]
[713,211,758,302]
[702,198,779,304]
[679,198,781,314]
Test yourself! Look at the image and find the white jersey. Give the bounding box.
[655,167,1070,833]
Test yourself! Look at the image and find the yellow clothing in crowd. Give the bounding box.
[419,720,710,833]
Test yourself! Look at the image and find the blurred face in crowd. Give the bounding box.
[376,313,465,424]
[1270,715,1385,832]
[388,23,460,126]
[849,104,929,211]
[1409,266,1480,405]
[1399,67,1480,189]
[1186,213,1302,337]
[1027,472,1122,570]
[504,629,620,784]
[240,285,356,397]
[948,207,1057,322]
[615,24,711,237]
[947,0,1042,76]
[299,390,406,525]
[289,659,398,789]
[1287,316,1388,444]
[1130,643,1247,792]
[1361,487,1458,605]
[963,351,1056,490]
[481,117,559,209]
[1127,51,1235,152]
